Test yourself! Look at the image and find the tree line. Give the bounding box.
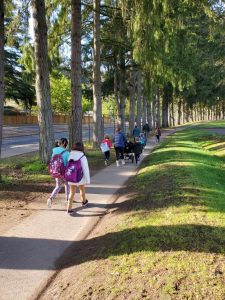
[0,0,225,165]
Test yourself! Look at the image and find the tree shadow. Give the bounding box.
[57,224,225,270]
[0,224,224,270]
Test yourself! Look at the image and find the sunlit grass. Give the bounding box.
[74,125,225,299]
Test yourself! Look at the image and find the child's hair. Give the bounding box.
[71,142,84,152]
[116,127,121,133]
[54,140,60,147]
[60,138,68,148]
[104,134,109,139]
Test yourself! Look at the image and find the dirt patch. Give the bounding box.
[0,181,51,235]
[0,153,108,235]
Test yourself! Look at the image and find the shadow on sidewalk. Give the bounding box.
[0,224,224,270]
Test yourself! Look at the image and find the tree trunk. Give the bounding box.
[0,0,5,181]
[186,103,190,123]
[147,100,152,130]
[177,98,182,125]
[117,51,126,133]
[136,69,142,129]
[142,95,147,125]
[170,99,175,126]
[156,86,161,127]
[93,0,102,146]
[70,0,82,145]
[152,94,156,128]
[129,64,136,135]
[32,0,54,163]
[162,84,169,128]
[114,67,119,126]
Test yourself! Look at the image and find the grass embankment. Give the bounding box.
[52,125,225,300]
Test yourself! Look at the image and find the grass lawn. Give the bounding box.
[46,124,225,300]
[0,145,115,185]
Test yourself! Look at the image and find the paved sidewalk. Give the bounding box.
[0,129,177,300]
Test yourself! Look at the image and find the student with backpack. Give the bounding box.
[47,138,70,208]
[100,134,113,166]
[65,142,90,214]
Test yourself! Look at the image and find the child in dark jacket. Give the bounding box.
[113,127,127,167]
[155,127,161,143]
[133,137,143,164]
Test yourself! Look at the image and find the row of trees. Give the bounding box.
[0,0,225,164]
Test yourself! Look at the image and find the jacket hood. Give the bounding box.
[69,150,84,160]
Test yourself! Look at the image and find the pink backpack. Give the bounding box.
[64,155,84,183]
[48,150,66,178]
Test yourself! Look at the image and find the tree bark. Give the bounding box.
[177,98,182,125]
[32,0,54,163]
[142,95,147,125]
[70,0,82,145]
[156,86,161,127]
[162,86,169,128]
[93,0,102,146]
[170,99,175,126]
[152,94,156,128]
[0,0,5,181]
[147,100,152,130]
[129,64,136,135]
[117,51,126,133]
[136,69,142,129]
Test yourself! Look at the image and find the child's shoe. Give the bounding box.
[47,198,52,208]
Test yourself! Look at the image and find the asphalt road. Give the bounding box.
[2,124,117,158]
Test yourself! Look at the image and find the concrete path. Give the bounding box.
[0,129,178,300]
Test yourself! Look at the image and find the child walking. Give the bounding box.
[113,127,127,167]
[66,142,90,214]
[100,135,112,165]
[47,138,70,208]
[155,127,161,143]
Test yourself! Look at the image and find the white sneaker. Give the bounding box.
[47,198,52,208]
[116,160,120,167]
[121,160,125,165]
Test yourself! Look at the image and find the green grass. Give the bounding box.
[0,147,112,186]
[68,125,225,299]
[196,120,225,128]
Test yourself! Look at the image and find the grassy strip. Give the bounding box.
[0,146,115,187]
[60,126,225,299]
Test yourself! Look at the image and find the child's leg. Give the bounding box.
[67,185,76,210]
[114,147,120,160]
[50,178,63,200]
[135,153,138,164]
[64,180,69,201]
[105,150,110,160]
[79,185,86,203]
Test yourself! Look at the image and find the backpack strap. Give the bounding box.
[60,149,67,155]
[78,154,85,161]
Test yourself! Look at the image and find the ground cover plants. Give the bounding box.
[41,124,225,300]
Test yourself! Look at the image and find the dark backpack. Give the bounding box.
[64,155,84,183]
[48,150,67,179]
